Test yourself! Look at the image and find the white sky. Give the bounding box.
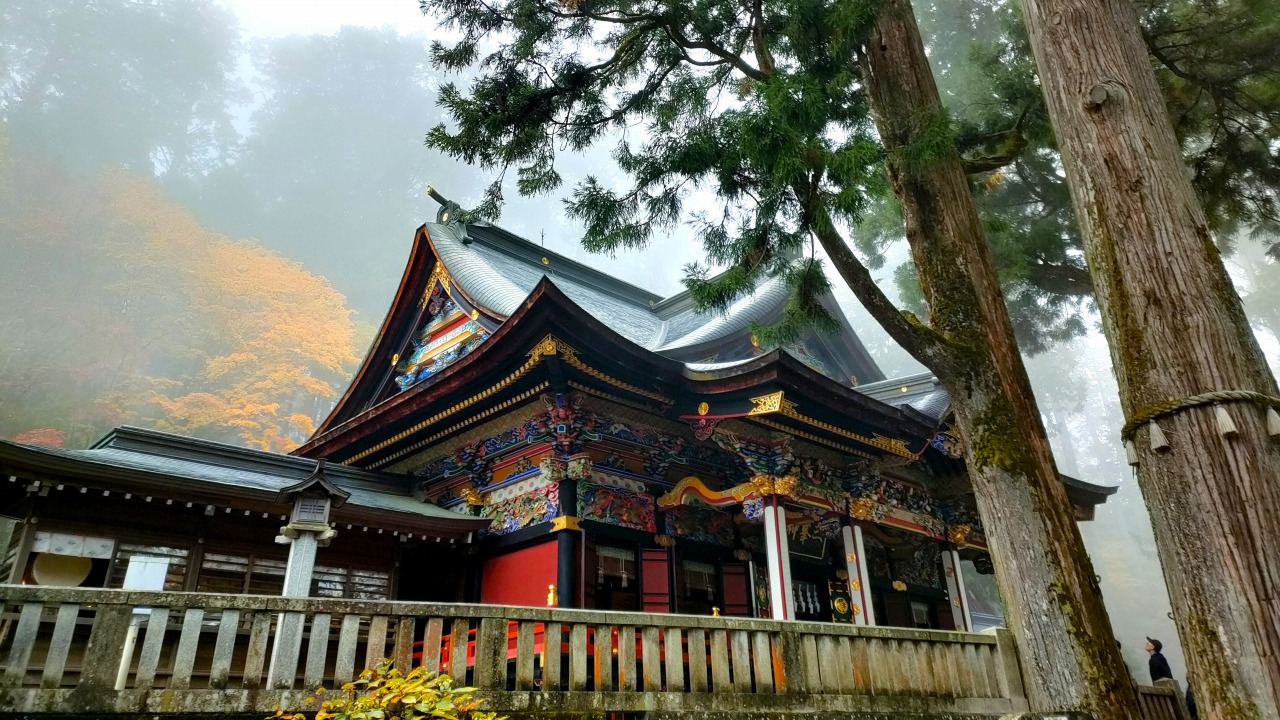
[222,0,430,38]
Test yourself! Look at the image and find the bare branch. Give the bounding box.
[794,178,955,374]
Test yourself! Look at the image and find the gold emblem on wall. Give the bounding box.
[698,401,709,416]
[748,390,785,415]
[551,516,582,532]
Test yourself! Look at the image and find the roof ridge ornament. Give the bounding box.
[426,185,470,243]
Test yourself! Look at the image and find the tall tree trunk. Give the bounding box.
[1019,0,1280,717]
[840,0,1140,715]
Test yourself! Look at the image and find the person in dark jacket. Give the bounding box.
[1146,637,1174,683]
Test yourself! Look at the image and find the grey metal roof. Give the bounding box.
[427,221,796,357]
[655,276,790,351]
[0,427,487,535]
[857,372,951,416]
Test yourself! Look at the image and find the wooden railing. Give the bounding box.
[1136,679,1192,720]
[0,586,1029,716]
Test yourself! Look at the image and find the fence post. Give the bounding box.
[77,605,133,692]
[774,628,809,694]
[991,628,1026,701]
[473,617,508,690]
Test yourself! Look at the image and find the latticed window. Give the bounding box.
[108,543,190,591]
[196,552,287,595]
[311,565,391,600]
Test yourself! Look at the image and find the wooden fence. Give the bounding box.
[0,585,1028,716]
[1136,679,1192,720]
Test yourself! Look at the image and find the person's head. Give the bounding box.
[1146,637,1163,654]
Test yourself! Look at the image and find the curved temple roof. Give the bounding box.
[315,210,883,436]
[301,200,1116,514]
[429,219,880,366]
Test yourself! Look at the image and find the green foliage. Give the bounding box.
[421,0,887,345]
[859,0,1280,352]
[421,0,1278,358]
[274,664,502,720]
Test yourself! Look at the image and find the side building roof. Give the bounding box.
[0,426,489,538]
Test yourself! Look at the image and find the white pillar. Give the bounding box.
[761,496,794,620]
[268,529,322,687]
[281,531,319,597]
[942,548,972,631]
[842,524,876,626]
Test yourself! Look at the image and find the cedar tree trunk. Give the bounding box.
[1019,0,1280,716]
[842,0,1141,715]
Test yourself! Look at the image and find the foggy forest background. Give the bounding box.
[3,0,1277,684]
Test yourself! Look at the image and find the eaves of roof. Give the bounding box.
[0,429,488,536]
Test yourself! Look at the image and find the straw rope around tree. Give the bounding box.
[1120,389,1280,464]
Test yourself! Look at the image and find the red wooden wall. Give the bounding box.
[640,548,671,612]
[480,539,557,606]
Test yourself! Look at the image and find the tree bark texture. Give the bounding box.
[853,1,1139,716]
[1019,0,1280,717]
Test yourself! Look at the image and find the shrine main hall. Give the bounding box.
[0,193,1113,632]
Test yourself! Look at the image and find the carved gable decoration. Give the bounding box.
[395,279,489,392]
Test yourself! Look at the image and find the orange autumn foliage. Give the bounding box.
[0,133,361,451]
[11,428,66,448]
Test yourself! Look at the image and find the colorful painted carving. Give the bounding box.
[689,417,720,440]
[929,431,965,459]
[643,434,687,477]
[410,390,985,548]
[396,291,490,391]
[596,453,628,471]
[901,544,943,589]
[864,536,893,582]
[713,432,795,477]
[787,513,842,541]
[753,568,771,618]
[578,482,656,532]
[417,393,735,482]
[484,480,559,535]
[665,506,733,546]
[657,474,798,509]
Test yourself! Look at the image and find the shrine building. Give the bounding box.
[0,192,1114,632]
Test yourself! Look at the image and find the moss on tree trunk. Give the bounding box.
[1018,0,1280,717]
[843,0,1142,715]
